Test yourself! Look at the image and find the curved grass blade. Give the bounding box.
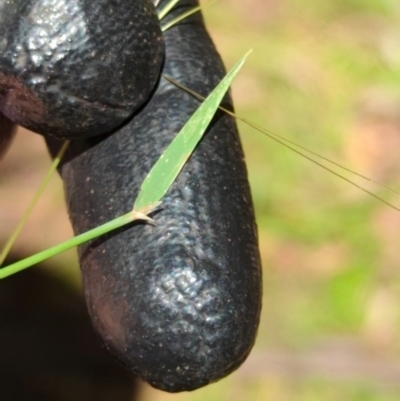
[161,0,219,32]
[134,51,250,211]
[0,202,160,279]
[157,0,180,20]
[0,140,70,266]
[0,211,133,278]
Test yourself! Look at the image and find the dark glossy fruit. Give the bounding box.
[0,113,16,161]
[47,0,262,393]
[0,0,164,139]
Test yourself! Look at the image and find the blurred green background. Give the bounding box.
[1,0,400,400]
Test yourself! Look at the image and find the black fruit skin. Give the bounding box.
[48,0,262,392]
[0,0,164,139]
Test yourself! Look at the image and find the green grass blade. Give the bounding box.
[0,203,159,278]
[161,0,219,32]
[0,140,70,266]
[133,52,250,211]
[158,0,180,20]
[0,211,134,279]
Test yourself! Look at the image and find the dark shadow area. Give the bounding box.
[0,113,16,161]
[0,255,138,401]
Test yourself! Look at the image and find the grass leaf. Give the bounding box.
[161,0,219,32]
[133,51,250,211]
[0,140,70,266]
[157,0,180,20]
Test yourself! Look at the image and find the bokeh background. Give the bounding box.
[1,0,400,400]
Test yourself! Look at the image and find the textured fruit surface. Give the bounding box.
[0,0,164,139]
[48,0,262,393]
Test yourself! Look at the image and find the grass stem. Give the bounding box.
[0,211,134,279]
[0,140,70,266]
